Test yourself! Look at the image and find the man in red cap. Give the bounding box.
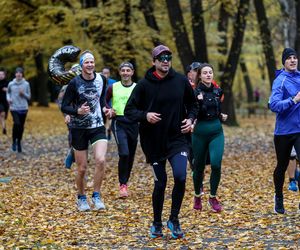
[125,45,198,239]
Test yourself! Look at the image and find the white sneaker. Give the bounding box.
[77,196,90,212]
[92,195,105,210]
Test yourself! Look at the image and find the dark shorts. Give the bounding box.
[0,103,8,115]
[71,126,107,150]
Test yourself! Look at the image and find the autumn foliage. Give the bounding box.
[0,105,299,249]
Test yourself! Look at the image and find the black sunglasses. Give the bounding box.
[156,54,172,62]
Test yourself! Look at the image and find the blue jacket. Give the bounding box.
[269,69,300,135]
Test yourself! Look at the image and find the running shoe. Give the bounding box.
[167,219,184,239]
[288,180,298,192]
[193,196,202,211]
[12,142,16,152]
[92,192,105,210]
[150,222,163,238]
[77,195,90,212]
[17,142,22,153]
[119,184,128,198]
[65,148,74,169]
[274,195,285,214]
[208,197,222,213]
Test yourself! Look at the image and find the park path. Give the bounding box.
[0,106,299,249]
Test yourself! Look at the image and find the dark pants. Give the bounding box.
[112,119,138,185]
[11,111,27,144]
[274,133,300,197]
[151,152,187,223]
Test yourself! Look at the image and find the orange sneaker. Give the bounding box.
[119,184,128,198]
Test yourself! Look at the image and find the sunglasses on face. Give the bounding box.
[156,54,172,62]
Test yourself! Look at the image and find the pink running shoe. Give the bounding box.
[119,184,128,198]
[193,196,202,211]
[208,197,222,212]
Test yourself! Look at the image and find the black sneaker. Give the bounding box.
[274,195,285,214]
[17,142,22,153]
[150,222,163,238]
[167,219,184,239]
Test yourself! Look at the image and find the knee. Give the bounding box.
[174,174,186,184]
[77,164,87,176]
[95,156,105,168]
[154,179,167,191]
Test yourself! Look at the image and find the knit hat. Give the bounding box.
[15,67,24,74]
[282,48,297,65]
[152,45,172,58]
[79,51,94,66]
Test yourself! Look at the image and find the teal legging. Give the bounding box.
[192,119,224,196]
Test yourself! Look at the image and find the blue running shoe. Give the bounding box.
[167,219,184,239]
[12,142,16,152]
[288,180,298,192]
[65,148,74,169]
[150,222,163,238]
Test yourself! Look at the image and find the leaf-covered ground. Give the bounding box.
[0,105,299,249]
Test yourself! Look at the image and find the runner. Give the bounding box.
[0,69,9,135]
[125,45,198,239]
[106,62,138,198]
[192,63,227,212]
[6,67,31,153]
[61,50,111,211]
[269,48,300,214]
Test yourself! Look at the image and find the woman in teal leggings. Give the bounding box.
[192,63,227,212]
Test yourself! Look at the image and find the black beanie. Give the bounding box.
[282,48,297,65]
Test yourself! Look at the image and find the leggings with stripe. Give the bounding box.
[151,152,187,223]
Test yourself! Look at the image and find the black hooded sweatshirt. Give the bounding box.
[125,66,198,163]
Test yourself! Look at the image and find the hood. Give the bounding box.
[12,78,26,84]
[145,66,176,82]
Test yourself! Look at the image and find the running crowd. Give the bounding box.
[1,45,300,239]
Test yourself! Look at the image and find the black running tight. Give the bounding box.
[274,133,300,197]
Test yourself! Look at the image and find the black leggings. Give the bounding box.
[151,152,187,223]
[112,119,138,185]
[11,111,27,143]
[274,133,300,197]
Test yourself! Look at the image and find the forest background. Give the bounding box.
[0,0,299,125]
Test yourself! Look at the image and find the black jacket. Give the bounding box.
[125,66,198,163]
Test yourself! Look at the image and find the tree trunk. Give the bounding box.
[217,2,230,73]
[139,0,161,46]
[278,0,296,47]
[240,58,254,116]
[254,0,277,88]
[166,0,195,70]
[220,0,250,126]
[190,0,208,62]
[34,52,49,107]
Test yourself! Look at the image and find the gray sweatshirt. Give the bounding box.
[6,78,31,111]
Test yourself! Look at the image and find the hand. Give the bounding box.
[293,92,300,103]
[103,107,116,119]
[19,89,24,97]
[191,119,197,133]
[181,118,193,133]
[197,93,203,100]
[64,115,71,124]
[220,113,228,121]
[146,112,161,124]
[77,102,90,115]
